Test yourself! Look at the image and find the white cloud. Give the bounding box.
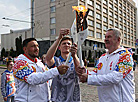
[0,0,30,34]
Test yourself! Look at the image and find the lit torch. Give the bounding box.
[65,5,89,67]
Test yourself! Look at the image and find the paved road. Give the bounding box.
[0,67,137,102]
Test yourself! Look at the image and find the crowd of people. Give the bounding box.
[0,28,136,102]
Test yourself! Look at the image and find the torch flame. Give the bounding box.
[72,5,87,16]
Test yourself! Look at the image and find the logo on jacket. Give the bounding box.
[98,63,103,70]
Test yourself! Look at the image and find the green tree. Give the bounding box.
[1,48,6,57]
[15,36,24,56]
[10,47,16,57]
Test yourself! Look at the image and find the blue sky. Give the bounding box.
[0,0,31,35]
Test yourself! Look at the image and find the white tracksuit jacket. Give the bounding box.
[87,47,135,102]
[13,54,59,102]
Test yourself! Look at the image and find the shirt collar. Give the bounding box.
[5,70,13,73]
[59,56,73,63]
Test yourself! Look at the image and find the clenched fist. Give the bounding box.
[57,65,69,75]
[59,28,70,39]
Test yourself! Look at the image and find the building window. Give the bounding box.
[131,24,133,28]
[114,7,118,12]
[96,32,102,39]
[109,11,113,16]
[123,19,126,24]
[124,26,127,31]
[103,0,107,4]
[50,6,56,13]
[128,35,130,39]
[103,16,108,22]
[96,4,101,10]
[109,3,113,9]
[89,30,94,37]
[50,28,56,35]
[124,40,127,44]
[130,30,133,34]
[103,34,105,39]
[89,10,94,16]
[128,41,130,45]
[127,15,130,19]
[50,17,56,24]
[96,13,101,19]
[109,19,113,25]
[88,20,94,26]
[103,25,108,31]
[124,33,127,38]
[88,0,94,6]
[119,3,122,7]
[119,24,122,29]
[114,0,118,4]
[114,14,118,19]
[131,42,133,46]
[128,28,130,32]
[119,10,122,14]
[103,8,108,13]
[115,22,118,27]
[126,9,128,12]
[127,22,130,26]
[123,6,126,10]
[119,17,122,22]
[96,23,101,29]
[123,13,126,17]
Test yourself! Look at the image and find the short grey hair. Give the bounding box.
[107,28,121,39]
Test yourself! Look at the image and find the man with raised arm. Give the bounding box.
[45,28,81,102]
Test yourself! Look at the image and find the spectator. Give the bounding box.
[1,60,16,102]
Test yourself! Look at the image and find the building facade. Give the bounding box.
[33,0,137,60]
[1,29,31,51]
[1,0,137,60]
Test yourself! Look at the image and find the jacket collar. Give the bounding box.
[107,47,126,55]
[16,54,38,63]
[24,54,38,63]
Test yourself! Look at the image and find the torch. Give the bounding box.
[65,5,89,67]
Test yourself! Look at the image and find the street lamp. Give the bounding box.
[31,0,34,38]
[2,17,34,37]
[2,17,31,23]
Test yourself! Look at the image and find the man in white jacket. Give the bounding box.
[13,38,69,102]
[75,28,135,102]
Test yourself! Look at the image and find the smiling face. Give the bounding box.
[104,30,120,53]
[23,40,39,59]
[59,39,72,54]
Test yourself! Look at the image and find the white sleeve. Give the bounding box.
[87,71,123,86]
[13,60,59,85]
[27,68,59,85]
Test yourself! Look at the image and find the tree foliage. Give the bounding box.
[1,48,6,57]
[9,47,16,57]
[15,36,24,56]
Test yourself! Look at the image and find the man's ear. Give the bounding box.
[23,47,26,53]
